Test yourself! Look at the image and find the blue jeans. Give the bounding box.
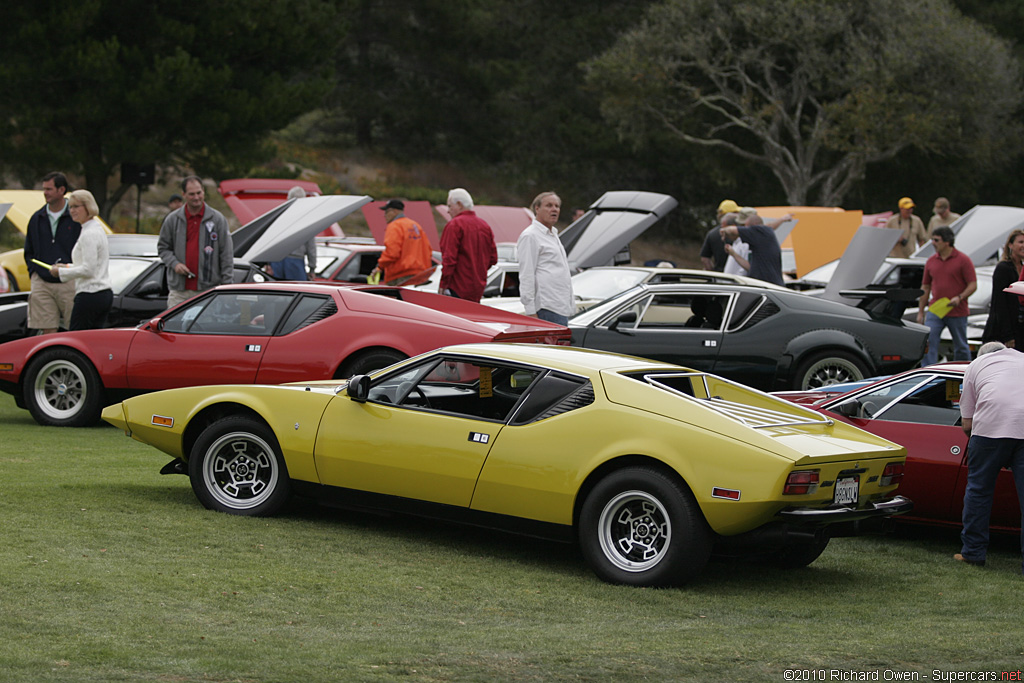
[960,435,1024,571]
[923,312,969,365]
[537,308,569,326]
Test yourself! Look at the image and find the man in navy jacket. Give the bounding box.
[24,172,81,333]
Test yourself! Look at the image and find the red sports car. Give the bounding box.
[0,282,569,427]
[777,362,1021,533]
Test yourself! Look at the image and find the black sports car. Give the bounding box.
[568,282,928,391]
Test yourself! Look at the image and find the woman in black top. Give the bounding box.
[981,229,1024,347]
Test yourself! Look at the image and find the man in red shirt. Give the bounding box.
[370,199,433,286]
[916,225,977,365]
[438,188,497,302]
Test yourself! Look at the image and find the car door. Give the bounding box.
[577,290,726,373]
[826,373,976,524]
[315,356,541,507]
[125,290,291,390]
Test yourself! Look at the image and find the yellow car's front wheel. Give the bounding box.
[189,417,291,516]
[579,466,711,587]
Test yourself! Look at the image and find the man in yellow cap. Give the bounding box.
[885,197,927,258]
[700,199,742,270]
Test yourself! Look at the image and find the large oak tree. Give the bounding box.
[586,0,1022,207]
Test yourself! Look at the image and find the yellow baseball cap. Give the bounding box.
[718,199,740,215]
[898,197,915,209]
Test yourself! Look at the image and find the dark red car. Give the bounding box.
[0,282,569,427]
[777,362,1021,533]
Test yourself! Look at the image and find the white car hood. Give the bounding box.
[560,191,678,270]
[912,205,1024,264]
[233,195,372,263]
[821,226,902,303]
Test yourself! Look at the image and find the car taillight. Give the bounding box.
[783,470,819,495]
[880,462,905,487]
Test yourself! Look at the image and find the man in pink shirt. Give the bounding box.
[956,341,1024,571]
[916,225,976,365]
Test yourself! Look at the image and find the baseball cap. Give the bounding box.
[898,197,915,209]
[717,199,740,215]
[380,199,405,211]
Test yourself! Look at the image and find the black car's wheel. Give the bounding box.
[579,467,711,587]
[338,349,405,378]
[793,351,867,391]
[22,349,104,427]
[189,417,290,516]
[766,537,831,569]
[5,269,19,291]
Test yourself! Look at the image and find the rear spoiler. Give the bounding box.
[838,287,923,321]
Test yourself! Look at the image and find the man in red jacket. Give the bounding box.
[370,199,432,286]
[439,188,497,302]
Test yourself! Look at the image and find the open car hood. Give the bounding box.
[912,205,1024,264]
[560,191,678,270]
[821,226,902,303]
[219,179,323,224]
[233,195,373,263]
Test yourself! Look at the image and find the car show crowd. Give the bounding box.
[3,172,1024,580]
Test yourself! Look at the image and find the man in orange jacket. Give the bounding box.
[370,199,433,286]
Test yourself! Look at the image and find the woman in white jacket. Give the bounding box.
[50,190,112,330]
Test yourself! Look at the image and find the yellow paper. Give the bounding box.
[367,271,381,285]
[928,297,952,318]
[31,258,53,269]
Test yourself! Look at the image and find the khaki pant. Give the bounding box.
[167,288,200,309]
[27,274,76,330]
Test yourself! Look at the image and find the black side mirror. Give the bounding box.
[348,374,371,402]
[609,311,637,333]
[136,281,163,298]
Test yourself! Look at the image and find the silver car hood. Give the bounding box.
[233,195,372,263]
[560,191,678,270]
[912,205,1024,264]
[821,226,902,303]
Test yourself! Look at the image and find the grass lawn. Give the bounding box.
[0,391,1022,682]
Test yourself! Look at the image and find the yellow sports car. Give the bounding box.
[103,343,912,586]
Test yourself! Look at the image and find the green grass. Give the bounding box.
[1,391,1022,682]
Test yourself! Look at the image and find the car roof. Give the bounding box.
[435,342,683,374]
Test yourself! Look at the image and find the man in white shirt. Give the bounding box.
[955,341,1024,571]
[517,191,574,326]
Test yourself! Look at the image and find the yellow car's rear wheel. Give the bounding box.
[189,417,290,516]
[579,466,711,587]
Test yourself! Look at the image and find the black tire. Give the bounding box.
[22,348,104,427]
[579,466,712,587]
[188,417,290,516]
[338,348,405,378]
[792,351,868,391]
[766,537,830,569]
[5,269,19,292]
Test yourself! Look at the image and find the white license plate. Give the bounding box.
[834,476,859,505]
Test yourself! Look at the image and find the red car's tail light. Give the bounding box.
[880,462,905,487]
[783,470,819,495]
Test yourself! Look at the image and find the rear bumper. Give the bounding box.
[778,495,913,525]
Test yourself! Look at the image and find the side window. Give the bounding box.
[636,294,727,330]
[832,375,960,424]
[727,292,764,329]
[511,373,593,425]
[278,294,332,335]
[163,292,294,335]
[367,357,542,422]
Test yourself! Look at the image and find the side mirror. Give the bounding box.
[609,311,637,333]
[145,317,164,333]
[348,374,371,402]
[136,281,163,298]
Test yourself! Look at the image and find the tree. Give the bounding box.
[585,0,1023,206]
[0,0,337,220]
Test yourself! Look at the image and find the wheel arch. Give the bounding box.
[783,329,876,378]
[334,345,408,378]
[18,343,106,394]
[181,402,273,464]
[572,454,702,529]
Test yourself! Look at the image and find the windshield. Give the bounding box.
[108,258,155,295]
[571,268,649,300]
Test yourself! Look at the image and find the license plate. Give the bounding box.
[834,476,859,505]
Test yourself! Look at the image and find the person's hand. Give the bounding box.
[724,244,735,256]
[916,310,925,324]
[49,264,64,278]
[173,263,194,278]
[948,295,960,308]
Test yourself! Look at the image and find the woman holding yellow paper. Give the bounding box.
[982,229,1024,348]
[49,190,112,330]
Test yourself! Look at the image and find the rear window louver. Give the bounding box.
[735,299,779,332]
[294,299,337,331]
[534,383,595,421]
